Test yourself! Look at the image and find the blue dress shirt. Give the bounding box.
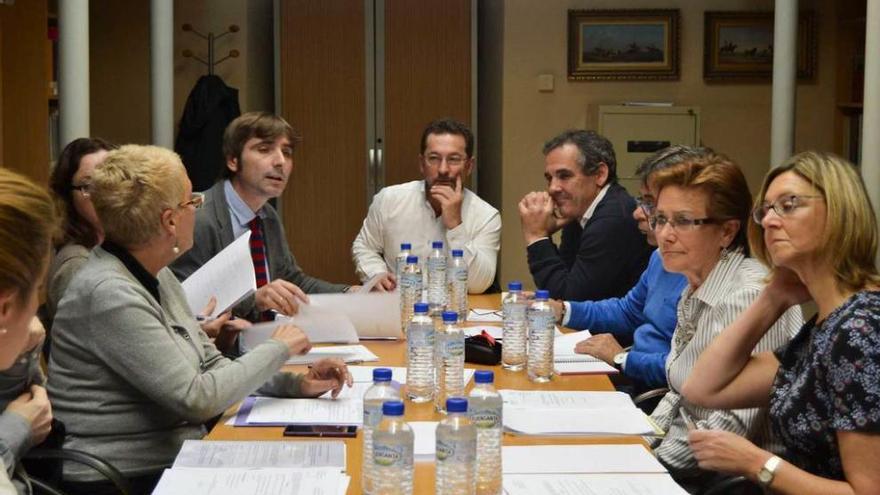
[566,250,687,388]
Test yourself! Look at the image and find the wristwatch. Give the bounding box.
[612,351,628,371]
[757,455,782,488]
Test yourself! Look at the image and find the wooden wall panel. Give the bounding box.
[383,0,471,188]
[279,0,367,285]
[0,0,49,184]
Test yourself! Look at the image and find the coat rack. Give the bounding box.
[181,23,240,75]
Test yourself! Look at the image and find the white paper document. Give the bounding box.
[554,361,618,375]
[467,308,502,322]
[357,273,387,293]
[499,390,634,410]
[172,440,346,470]
[504,407,660,436]
[307,292,402,339]
[246,395,363,425]
[152,468,350,495]
[553,331,602,363]
[181,231,255,317]
[504,473,688,495]
[347,366,476,388]
[241,315,359,349]
[285,345,379,365]
[502,444,665,474]
[409,421,439,461]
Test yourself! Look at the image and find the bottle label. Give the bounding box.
[442,337,464,358]
[364,403,383,428]
[401,273,421,290]
[528,312,554,335]
[436,438,475,463]
[449,268,467,282]
[373,443,412,468]
[407,327,433,349]
[470,407,501,429]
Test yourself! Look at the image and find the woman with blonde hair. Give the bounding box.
[48,145,352,494]
[0,169,58,493]
[683,152,880,494]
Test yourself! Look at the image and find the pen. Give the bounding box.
[680,405,702,431]
[195,315,236,323]
[306,359,364,369]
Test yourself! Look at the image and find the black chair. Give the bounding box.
[632,387,669,414]
[21,447,132,495]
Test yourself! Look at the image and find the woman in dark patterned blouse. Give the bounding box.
[682,151,880,494]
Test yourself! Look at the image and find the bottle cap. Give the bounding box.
[400,243,412,250]
[442,310,458,323]
[382,400,405,416]
[446,397,468,413]
[474,370,494,384]
[406,255,419,264]
[535,289,550,300]
[413,302,429,313]
[508,281,523,291]
[451,249,463,257]
[372,368,392,382]
[432,241,444,249]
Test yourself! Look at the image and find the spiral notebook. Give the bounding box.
[553,331,617,374]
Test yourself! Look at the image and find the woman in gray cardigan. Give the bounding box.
[48,145,352,495]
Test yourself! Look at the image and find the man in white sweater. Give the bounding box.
[351,118,501,293]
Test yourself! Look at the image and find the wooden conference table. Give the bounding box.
[207,294,647,494]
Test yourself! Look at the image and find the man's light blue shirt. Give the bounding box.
[223,179,270,277]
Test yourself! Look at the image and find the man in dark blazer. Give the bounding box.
[171,112,349,320]
[519,129,651,302]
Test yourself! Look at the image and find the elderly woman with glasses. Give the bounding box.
[682,152,880,494]
[644,152,802,488]
[48,145,352,494]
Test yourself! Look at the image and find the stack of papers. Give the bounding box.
[553,331,618,374]
[501,445,687,494]
[467,308,502,322]
[285,345,379,365]
[182,232,255,317]
[153,440,349,495]
[500,390,661,436]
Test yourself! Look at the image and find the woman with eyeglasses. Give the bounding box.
[682,152,880,494]
[644,151,802,489]
[44,138,117,331]
[48,145,352,494]
[0,168,58,494]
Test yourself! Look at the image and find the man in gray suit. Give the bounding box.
[172,112,351,319]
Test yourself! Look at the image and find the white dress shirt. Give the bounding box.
[352,180,501,293]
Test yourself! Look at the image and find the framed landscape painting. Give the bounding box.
[704,11,817,81]
[568,9,680,81]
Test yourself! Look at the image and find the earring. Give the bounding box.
[172,238,180,255]
[719,246,731,263]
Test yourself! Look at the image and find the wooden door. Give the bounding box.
[383,0,472,187]
[279,0,368,285]
[0,0,49,184]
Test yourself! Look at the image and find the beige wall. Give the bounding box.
[89,0,274,146]
[484,0,838,290]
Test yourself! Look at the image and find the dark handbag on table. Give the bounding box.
[464,331,502,365]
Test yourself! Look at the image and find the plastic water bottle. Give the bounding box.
[448,249,468,323]
[427,241,448,314]
[527,290,555,383]
[399,256,422,332]
[501,281,528,371]
[469,371,503,495]
[406,302,434,403]
[395,243,412,278]
[434,311,464,413]
[372,401,414,495]
[362,368,400,495]
[436,397,477,495]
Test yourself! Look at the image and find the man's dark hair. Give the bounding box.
[634,145,714,186]
[542,130,617,183]
[220,112,301,179]
[420,118,474,158]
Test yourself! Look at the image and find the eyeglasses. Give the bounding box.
[423,154,467,168]
[649,214,717,231]
[178,192,205,210]
[752,194,823,224]
[71,183,91,198]
[636,196,655,216]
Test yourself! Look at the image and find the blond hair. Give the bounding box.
[0,168,58,300]
[748,151,880,292]
[91,145,187,247]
